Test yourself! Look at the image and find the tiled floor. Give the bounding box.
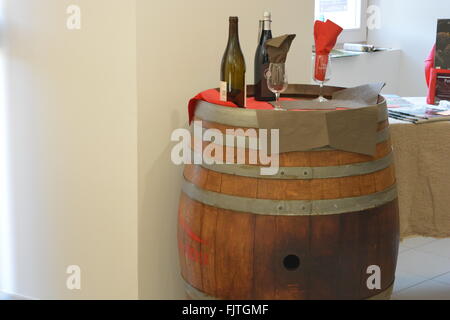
[393,237,450,300]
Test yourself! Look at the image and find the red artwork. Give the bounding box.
[427,68,450,105]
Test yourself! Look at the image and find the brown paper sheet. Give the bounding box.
[326,107,379,155]
[274,99,371,110]
[273,82,386,110]
[258,83,385,156]
[332,82,386,105]
[265,34,296,63]
[257,106,378,156]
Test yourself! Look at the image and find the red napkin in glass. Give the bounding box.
[314,20,343,81]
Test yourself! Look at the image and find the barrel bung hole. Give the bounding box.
[283,255,300,271]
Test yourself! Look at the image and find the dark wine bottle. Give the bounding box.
[220,17,246,108]
[254,12,275,101]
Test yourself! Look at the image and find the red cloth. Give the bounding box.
[314,20,343,81]
[188,89,293,123]
[187,89,352,123]
[425,44,436,88]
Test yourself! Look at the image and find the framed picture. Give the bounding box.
[427,20,450,105]
[435,19,450,70]
[427,68,450,105]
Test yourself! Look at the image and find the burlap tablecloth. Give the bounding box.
[390,98,450,239]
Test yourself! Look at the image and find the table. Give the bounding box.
[389,98,450,239]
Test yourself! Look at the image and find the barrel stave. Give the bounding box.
[178,196,399,300]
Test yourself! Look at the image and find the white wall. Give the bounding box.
[368,0,450,96]
[136,0,315,299]
[0,0,315,300]
[0,0,139,299]
[329,50,402,94]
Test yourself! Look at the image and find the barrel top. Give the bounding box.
[195,84,388,129]
[193,84,388,156]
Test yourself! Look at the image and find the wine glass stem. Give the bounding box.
[276,92,280,108]
[319,82,324,99]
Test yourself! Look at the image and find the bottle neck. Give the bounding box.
[259,21,272,45]
[257,20,263,44]
[228,21,240,45]
[263,19,271,31]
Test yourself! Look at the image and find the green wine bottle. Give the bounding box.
[220,17,247,108]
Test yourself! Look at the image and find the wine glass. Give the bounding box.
[266,63,288,111]
[312,54,332,102]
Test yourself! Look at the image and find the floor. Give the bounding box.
[392,237,450,300]
[1,237,449,300]
[0,292,27,300]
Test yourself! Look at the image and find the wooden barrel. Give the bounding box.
[178,85,399,300]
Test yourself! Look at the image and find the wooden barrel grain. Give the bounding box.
[178,85,399,300]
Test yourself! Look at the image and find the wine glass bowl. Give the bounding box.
[312,54,332,102]
[266,63,288,111]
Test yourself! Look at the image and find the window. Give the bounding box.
[315,0,368,43]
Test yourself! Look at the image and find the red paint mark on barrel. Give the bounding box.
[179,240,209,266]
[179,215,207,245]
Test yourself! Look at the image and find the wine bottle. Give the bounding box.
[220,17,247,108]
[254,12,275,101]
